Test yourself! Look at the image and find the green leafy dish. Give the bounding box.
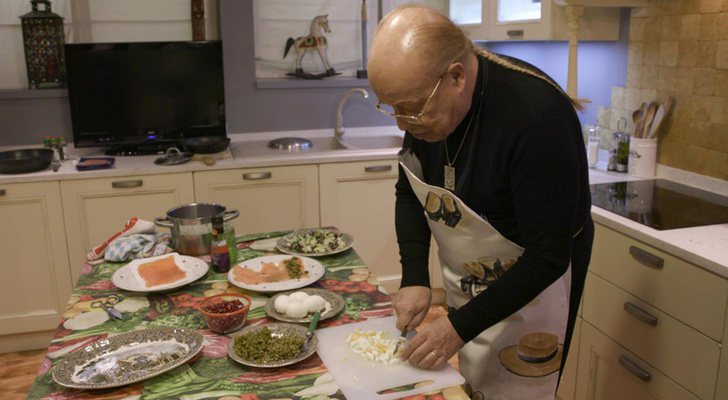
[276,228,354,257]
[52,327,204,389]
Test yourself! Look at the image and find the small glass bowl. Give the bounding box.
[199,293,251,333]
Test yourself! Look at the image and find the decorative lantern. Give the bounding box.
[20,0,66,89]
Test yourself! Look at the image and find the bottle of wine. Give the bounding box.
[210,216,230,273]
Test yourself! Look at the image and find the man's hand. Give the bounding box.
[393,286,431,331]
[400,316,465,370]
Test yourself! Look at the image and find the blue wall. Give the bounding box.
[485,38,628,128]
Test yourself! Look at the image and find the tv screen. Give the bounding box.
[65,40,226,155]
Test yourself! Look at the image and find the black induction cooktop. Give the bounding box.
[590,179,728,230]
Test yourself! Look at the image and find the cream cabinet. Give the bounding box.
[556,316,582,400]
[0,181,73,352]
[449,0,620,41]
[61,173,195,283]
[194,165,320,237]
[576,321,700,400]
[319,160,400,292]
[574,222,728,400]
[716,309,728,400]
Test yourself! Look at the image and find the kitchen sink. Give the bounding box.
[337,134,403,150]
[230,133,403,159]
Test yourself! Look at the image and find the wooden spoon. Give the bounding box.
[632,109,643,138]
[642,102,658,139]
[646,104,664,139]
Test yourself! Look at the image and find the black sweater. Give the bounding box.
[395,54,592,343]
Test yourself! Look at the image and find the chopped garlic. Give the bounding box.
[345,329,405,365]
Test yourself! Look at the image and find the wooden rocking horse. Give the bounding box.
[284,14,341,79]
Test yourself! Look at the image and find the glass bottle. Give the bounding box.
[210,216,230,273]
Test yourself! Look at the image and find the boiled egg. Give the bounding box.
[304,295,326,313]
[274,295,291,314]
[289,291,310,302]
[285,301,308,318]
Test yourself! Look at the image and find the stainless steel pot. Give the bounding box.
[154,203,239,256]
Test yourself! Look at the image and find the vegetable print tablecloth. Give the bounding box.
[27,230,470,400]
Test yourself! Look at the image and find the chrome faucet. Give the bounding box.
[335,88,369,139]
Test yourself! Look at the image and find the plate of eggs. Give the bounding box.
[264,288,345,324]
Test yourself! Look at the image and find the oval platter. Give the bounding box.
[52,327,204,389]
[112,253,209,293]
[227,254,324,293]
[264,288,345,324]
[227,322,318,368]
[276,228,354,257]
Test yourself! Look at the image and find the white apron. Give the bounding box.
[399,152,571,400]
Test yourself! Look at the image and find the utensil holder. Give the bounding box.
[628,138,657,177]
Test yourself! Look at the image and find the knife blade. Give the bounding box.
[393,326,407,355]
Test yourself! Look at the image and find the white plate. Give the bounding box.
[227,255,324,293]
[276,228,354,257]
[111,253,209,292]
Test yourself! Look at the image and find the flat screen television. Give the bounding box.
[65,40,226,155]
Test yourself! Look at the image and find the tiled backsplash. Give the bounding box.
[595,0,727,181]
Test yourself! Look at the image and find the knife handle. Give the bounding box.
[309,310,321,333]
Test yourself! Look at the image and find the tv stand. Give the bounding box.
[105,143,180,156]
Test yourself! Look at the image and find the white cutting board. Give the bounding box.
[315,316,465,400]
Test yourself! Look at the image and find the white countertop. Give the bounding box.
[588,168,728,280]
[2,129,727,279]
[0,126,404,184]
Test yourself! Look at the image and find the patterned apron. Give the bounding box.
[399,152,571,400]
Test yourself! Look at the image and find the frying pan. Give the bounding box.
[181,136,230,154]
[0,148,54,174]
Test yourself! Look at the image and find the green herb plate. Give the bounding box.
[227,322,318,368]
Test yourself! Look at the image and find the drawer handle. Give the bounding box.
[0,189,5,196]
[507,29,524,37]
[112,180,143,189]
[243,172,272,180]
[624,301,658,326]
[629,246,664,269]
[618,355,652,382]
[364,165,392,173]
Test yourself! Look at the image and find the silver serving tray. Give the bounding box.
[52,327,204,389]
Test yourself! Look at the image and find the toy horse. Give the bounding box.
[284,14,341,79]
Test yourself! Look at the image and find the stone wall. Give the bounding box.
[605,0,727,180]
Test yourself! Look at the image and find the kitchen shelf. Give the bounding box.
[256,77,370,89]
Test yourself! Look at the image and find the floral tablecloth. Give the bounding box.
[27,230,470,400]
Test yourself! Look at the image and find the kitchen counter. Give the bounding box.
[0,126,404,184]
[587,168,728,279]
[2,128,726,277]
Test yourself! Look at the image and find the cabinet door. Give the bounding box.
[194,165,319,236]
[319,160,399,292]
[61,173,194,282]
[556,316,582,400]
[488,0,552,40]
[0,182,72,345]
[575,322,700,400]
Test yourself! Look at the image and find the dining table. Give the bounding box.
[25,228,470,400]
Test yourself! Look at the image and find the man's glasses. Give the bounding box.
[375,76,443,126]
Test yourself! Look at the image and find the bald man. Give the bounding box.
[368,6,594,399]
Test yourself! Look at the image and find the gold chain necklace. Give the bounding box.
[443,109,477,191]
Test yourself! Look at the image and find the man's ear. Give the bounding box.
[447,62,467,91]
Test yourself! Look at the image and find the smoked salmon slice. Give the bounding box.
[137,255,187,288]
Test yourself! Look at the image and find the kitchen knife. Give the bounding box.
[393,326,407,355]
[302,310,321,354]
